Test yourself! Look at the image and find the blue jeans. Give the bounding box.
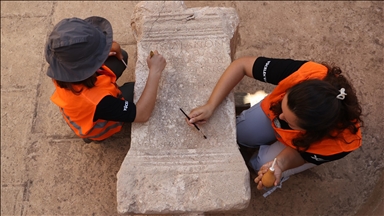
[236,101,316,177]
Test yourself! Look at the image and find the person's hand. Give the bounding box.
[146,50,166,76]
[133,51,166,123]
[254,160,283,190]
[109,41,124,60]
[186,104,214,126]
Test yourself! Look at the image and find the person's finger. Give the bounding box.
[259,166,268,174]
[186,119,194,126]
[190,108,207,120]
[254,176,260,184]
[255,172,263,183]
[256,179,264,190]
[189,115,205,124]
[184,114,204,126]
[257,170,263,176]
[274,179,279,186]
[188,110,200,120]
[189,117,198,124]
[189,118,206,126]
[184,117,191,126]
[109,51,116,56]
[195,119,206,125]
[274,174,282,186]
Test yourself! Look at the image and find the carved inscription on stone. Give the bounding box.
[133,37,232,150]
[117,2,250,214]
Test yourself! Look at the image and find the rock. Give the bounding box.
[117,1,250,214]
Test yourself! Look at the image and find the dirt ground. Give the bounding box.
[1,1,383,216]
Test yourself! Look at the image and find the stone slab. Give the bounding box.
[117,1,250,214]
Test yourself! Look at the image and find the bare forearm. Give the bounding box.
[134,73,161,122]
[188,57,256,124]
[206,62,244,109]
[276,146,306,172]
[134,50,166,122]
[206,57,256,110]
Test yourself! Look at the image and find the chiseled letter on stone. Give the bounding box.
[117,1,250,214]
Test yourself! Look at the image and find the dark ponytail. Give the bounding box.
[272,64,363,151]
[322,65,363,134]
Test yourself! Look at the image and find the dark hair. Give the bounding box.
[271,64,363,151]
[54,73,97,95]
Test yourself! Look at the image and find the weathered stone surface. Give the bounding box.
[117,1,250,214]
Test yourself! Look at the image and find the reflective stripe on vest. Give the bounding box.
[61,107,123,140]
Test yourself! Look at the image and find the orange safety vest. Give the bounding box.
[260,61,362,155]
[51,65,124,141]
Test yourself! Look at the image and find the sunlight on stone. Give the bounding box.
[244,90,268,107]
